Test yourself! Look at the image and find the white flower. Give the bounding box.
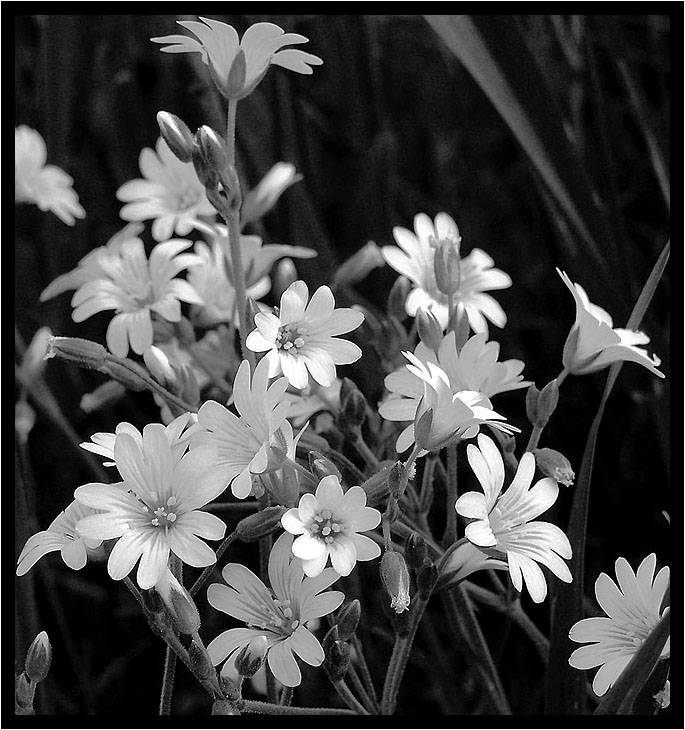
[197,357,291,499]
[281,475,381,577]
[241,162,303,225]
[116,137,216,242]
[152,19,323,100]
[382,212,511,334]
[15,125,85,226]
[380,353,518,454]
[246,280,364,390]
[69,237,203,357]
[207,532,344,687]
[455,435,571,602]
[74,423,228,590]
[188,234,315,328]
[441,541,508,587]
[16,500,103,576]
[568,553,670,696]
[558,269,664,378]
[382,331,529,428]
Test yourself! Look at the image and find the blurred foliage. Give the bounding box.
[15,14,670,715]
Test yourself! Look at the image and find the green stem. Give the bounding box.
[190,529,239,597]
[352,433,379,471]
[442,443,459,546]
[351,635,379,707]
[159,646,176,715]
[204,500,259,513]
[331,679,370,715]
[347,663,378,714]
[242,700,357,715]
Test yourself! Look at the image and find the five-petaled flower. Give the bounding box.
[74,423,228,590]
[382,212,511,334]
[16,500,104,576]
[15,125,86,226]
[116,137,216,242]
[246,280,364,390]
[558,269,664,379]
[455,434,572,603]
[281,475,381,577]
[568,553,670,696]
[207,532,344,687]
[152,18,323,100]
[197,356,291,499]
[68,236,203,357]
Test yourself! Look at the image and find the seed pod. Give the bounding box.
[45,336,108,369]
[380,550,411,614]
[533,448,575,486]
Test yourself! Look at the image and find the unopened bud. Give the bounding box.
[155,570,201,635]
[241,163,303,227]
[157,111,195,163]
[308,451,341,481]
[413,408,434,451]
[416,561,438,599]
[238,506,286,542]
[388,461,408,500]
[191,140,219,190]
[143,346,176,386]
[19,326,53,382]
[332,241,385,289]
[533,448,575,486]
[387,276,412,320]
[336,600,361,641]
[433,243,461,296]
[226,49,247,98]
[99,358,149,392]
[15,401,36,443]
[525,384,540,425]
[15,672,34,711]
[197,125,230,178]
[405,533,427,570]
[359,461,395,506]
[80,380,127,413]
[234,635,268,677]
[416,307,444,352]
[535,379,559,427]
[380,550,411,614]
[45,336,107,369]
[322,625,340,654]
[272,259,299,300]
[449,302,471,348]
[324,639,351,682]
[339,379,367,432]
[24,631,51,683]
[189,639,214,680]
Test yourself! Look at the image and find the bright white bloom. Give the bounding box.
[207,532,344,687]
[75,424,227,590]
[16,500,103,576]
[558,269,664,378]
[241,162,303,226]
[380,353,518,454]
[69,237,202,357]
[382,212,511,334]
[15,125,85,226]
[456,434,572,603]
[116,137,216,242]
[152,19,323,100]
[188,234,315,328]
[197,357,291,499]
[441,541,508,587]
[246,280,364,390]
[80,412,203,467]
[568,553,670,696]
[281,475,381,577]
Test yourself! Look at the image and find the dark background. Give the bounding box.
[15,13,671,715]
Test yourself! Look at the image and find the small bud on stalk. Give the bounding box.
[24,631,52,683]
[156,111,195,163]
[308,451,342,481]
[239,506,286,542]
[416,561,438,599]
[335,599,361,641]
[533,448,575,486]
[234,635,268,677]
[416,306,443,352]
[380,550,411,614]
[324,639,352,682]
[535,379,559,428]
[525,384,541,425]
[189,639,214,680]
[155,570,202,635]
[388,461,408,501]
[45,336,108,369]
[405,533,428,570]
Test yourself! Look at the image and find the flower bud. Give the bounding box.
[380,550,411,614]
[324,639,352,682]
[226,49,247,98]
[413,407,434,452]
[19,326,53,383]
[525,383,540,425]
[15,401,36,443]
[386,276,412,320]
[332,241,385,289]
[338,379,367,433]
[15,672,34,711]
[144,346,177,386]
[197,125,230,178]
[272,259,299,301]
[24,631,51,683]
[238,506,286,542]
[448,302,471,350]
[157,111,195,163]
[433,242,461,296]
[99,358,149,392]
[388,461,408,501]
[416,561,438,599]
[404,533,427,570]
[191,140,220,190]
[335,599,361,641]
[308,451,341,481]
[416,306,443,351]
[45,336,108,369]
[359,461,396,506]
[240,162,303,227]
[322,624,340,654]
[155,570,201,635]
[80,380,127,413]
[533,448,575,486]
[189,638,214,680]
[533,379,559,428]
[234,635,268,677]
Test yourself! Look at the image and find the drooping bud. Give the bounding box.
[416,306,443,352]
[332,241,385,289]
[335,599,361,641]
[24,631,51,683]
[45,336,108,369]
[226,49,247,98]
[156,111,195,163]
[234,635,268,677]
[388,461,408,501]
[535,379,559,428]
[525,384,540,425]
[533,448,575,486]
[240,162,303,227]
[386,276,412,320]
[80,380,127,413]
[308,451,341,481]
[416,561,438,599]
[155,570,201,635]
[404,533,428,570]
[380,550,411,614]
[238,506,286,542]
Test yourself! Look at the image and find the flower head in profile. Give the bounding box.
[382,212,511,334]
[380,353,518,454]
[69,237,202,357]
[455,434,572,602]
[116,137,216,242]
[207,532,344,687]
[568,553,670,696]
[558,269,664,379]
[16,500,104,576]
[152,18,323,100]
[246,280,364,390]
[197,356,291,499]
[15,125,85,226]
[281,475,381,577]
[74,423,228,590]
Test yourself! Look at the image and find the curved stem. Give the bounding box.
[159,646,176,715]
[190,529,239,597]
[242,700,357,715]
